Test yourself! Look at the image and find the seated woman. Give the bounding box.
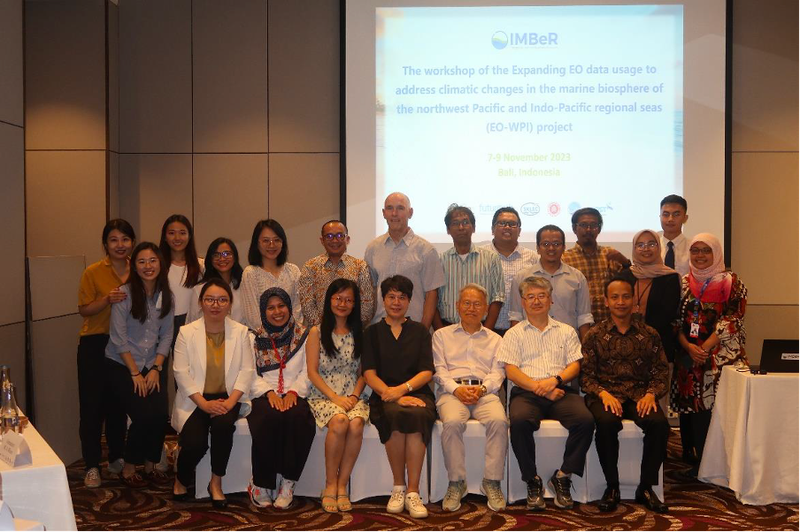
[171,278,255,507]
[626,229,681,359]
[188,238,246,325]
[105,242,173,487]
[246,287,316,510]
[362,275,436,519]
[671,233,747,476]
[306,279,369,513]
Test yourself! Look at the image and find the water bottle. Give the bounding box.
[0,365,10,390]
[0,383,20,435]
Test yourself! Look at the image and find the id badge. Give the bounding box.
[689,322,700,338]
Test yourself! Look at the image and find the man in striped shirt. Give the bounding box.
[498,276,594,511]
[434,204,504,330]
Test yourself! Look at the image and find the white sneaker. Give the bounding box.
[248,479,273,508]
[274,479,296,509]
[386,486,406,513]
[107,458,124,475]
[84,467,101,488]
[405,491,428,518]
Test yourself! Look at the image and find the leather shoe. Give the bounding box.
[597,486,620,512]
[635,486,668,513]
[208,482,228,509]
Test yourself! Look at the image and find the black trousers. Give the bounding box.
[509,387,595,481]
[176,393,242,487]
[247,395,316,489]
[77,335,126,470]
[106,359,168,465]
[679,411,712,460]
[587,397,670,487]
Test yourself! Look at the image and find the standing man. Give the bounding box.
[508,225,593,340]
[580,276,670,513]
[498,277,594,511]
[298,219,375,327]
[433,284,508,512]
[481,207,538,336]
[364,192,445,329]
[562,207,629,324]
[435,204,504,330]
[658,194,690,276]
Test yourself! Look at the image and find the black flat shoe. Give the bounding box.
[635,486,668,513]
[172,491,190,502]
[597,486,620,512]
[208,483,228,509]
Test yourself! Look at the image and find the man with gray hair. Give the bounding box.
[498,276,594,512]
[432,283,508,512]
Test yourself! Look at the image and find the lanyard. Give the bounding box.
[692,278,712,324]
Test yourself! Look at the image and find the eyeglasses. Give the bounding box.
[212,251,233,259]
[449,219,472,228]
[332,295,355,305]
[323,232,347,241]
[689,247,713,255]
[460,300,485,308]
[260,237,283,247]
[577,223,601,231]
[523,293,549,302]
[495,220,519,228]
[635,241,658,250]
[136,258,159,266]
[385,293,409,303]
[203,296,230,306]
[539,241,563,249]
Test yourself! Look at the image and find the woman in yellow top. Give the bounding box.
[77,219,136,488]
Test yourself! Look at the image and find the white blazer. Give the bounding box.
[171,317,256,433]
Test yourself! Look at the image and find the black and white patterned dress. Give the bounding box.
[307,331,370,428]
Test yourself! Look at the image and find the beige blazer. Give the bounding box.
[171,317,255,433]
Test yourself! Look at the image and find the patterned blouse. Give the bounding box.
[562,243,624,323]
[671,272,747,413]
[240,264,302,331]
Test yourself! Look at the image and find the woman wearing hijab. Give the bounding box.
[671,233,747,476]
[626,229,681,360]
[246,287,316,510]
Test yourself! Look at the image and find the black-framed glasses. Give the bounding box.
[495,220,519,228]
[449,219,472,228]
[539,241,563,249]
[577,222,601,230]
[323,232,347,241]
[203,296,230,306]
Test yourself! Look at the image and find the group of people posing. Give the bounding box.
[75,192,746,518]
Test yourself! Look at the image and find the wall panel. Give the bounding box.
[0,123,25,326]
[743,305,799,366]
[119,0,192,153]
[118,154,193,243]
[268,0,339,153]
[25,0,106,150]
[0,323,26,413]
[0,0,23,127]
[193,0,267,153]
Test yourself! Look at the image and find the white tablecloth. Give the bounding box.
[698,366,799,505]
[0,423,77,530]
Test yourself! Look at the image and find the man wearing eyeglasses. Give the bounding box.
[562,208,630,324]
[298,220,375,326]
[498,276,594,512]
[434,204,504,331]
[480,207,539,336]
[507,225,593,341]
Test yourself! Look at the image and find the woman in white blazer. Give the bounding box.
[171,278,255,508]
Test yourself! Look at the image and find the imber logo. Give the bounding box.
[493,31,559,49]
[492,31,508,50]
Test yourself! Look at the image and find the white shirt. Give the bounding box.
[497,318,582,385]
[168,258,205,316]
[240,264,303,330]
[432,323,505,395]
[249,339,310,398]
[507,262,593,330]
[659,232,689,277]
[187,282,246,326]
[479,242,539,330]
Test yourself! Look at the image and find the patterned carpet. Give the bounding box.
[68,432,798,530]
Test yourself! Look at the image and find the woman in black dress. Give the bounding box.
[362,275,435,519]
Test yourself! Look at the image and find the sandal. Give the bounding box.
[120,472,148,488]
[321,492,338,513]
[336,494,353,512]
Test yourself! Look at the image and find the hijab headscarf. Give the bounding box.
[688,233,732,303]
[630,229,677,279]
[253,287,308,383]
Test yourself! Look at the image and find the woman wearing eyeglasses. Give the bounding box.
[105,242,174,487]
[188,238,245,325]
[670,233,747,476]
[171,278,255,507]
[623,230,681,360]
[241,219,303,332]
[306,279,369,513]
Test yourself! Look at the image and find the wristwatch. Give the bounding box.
[554,375,563,386]
[154,364,163,372]
[479,384,488,396]
[405,382,413,392]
